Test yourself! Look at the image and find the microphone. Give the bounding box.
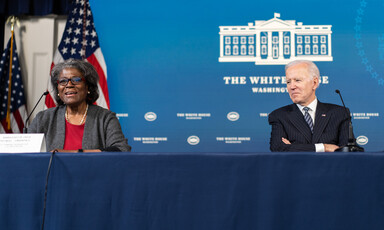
[23,91,49,133]
[334,89,364,152]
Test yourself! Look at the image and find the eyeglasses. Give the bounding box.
[57,77,85,86]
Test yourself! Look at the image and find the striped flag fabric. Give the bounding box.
[0,35,28,133]
[45,0,110,109]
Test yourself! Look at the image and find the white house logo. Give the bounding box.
[144,112,157,121]
[356,135,368,145]
[219,13,333,65]
[227,112,240,121]
[187,136,200,145]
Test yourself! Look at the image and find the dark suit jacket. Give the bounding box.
[268,101,350,152]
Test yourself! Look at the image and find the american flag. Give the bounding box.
[0,35,28,133]
[45,0,110,109]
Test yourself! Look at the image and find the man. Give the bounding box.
[268,60,349,152]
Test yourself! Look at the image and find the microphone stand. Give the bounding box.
[334,90,364,152]
[23,91,49,133]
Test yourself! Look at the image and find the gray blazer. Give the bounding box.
[28,104,131,152]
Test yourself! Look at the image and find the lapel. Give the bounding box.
[287,104,312,143]
[53,105,66,149]
[312,101,331,143]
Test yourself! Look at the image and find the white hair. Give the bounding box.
[285,60,320,79]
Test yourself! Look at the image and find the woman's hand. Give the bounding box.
[51,149,77,153]
[51,149,102,153]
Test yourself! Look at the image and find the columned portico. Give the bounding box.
[218,13,333,65]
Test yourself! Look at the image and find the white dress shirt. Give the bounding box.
[296,98,325,152]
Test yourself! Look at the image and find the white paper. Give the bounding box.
[0,133,46,153]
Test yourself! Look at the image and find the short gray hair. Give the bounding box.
[50,59,100,105]
[285,60,320,79]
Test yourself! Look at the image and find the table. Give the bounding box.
[1,152,384,230]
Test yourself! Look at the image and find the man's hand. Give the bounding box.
[324,144,339,152]
[282,137,291,144]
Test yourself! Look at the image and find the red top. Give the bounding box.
[63,120,85,150]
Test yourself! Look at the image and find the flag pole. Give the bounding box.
[5,16,17,130]
[81,0,88,59]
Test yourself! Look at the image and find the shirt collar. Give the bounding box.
[296,97,318,112]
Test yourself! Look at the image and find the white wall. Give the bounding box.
[3,15,67,123]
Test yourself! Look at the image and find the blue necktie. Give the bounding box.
[303,107,313,134]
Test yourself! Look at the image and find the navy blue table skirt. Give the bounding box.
[1,152,384,230]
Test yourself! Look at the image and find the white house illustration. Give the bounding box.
[219,13,333,65]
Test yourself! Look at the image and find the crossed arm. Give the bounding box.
[268,112,341,152]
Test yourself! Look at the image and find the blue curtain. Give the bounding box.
[0,0,70,16]
[0,0,71,53]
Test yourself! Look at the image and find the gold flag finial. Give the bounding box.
[6,16,20,32]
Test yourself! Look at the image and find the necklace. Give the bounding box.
[65,104,89,125]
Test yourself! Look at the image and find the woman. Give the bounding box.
[28,59,131,152]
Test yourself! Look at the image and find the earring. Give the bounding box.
[57,94,59,96]
[88,91,90,94]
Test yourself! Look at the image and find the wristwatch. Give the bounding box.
[78,149,83,152]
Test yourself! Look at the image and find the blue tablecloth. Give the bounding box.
[1,152,384,230]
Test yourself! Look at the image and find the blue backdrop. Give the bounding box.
[90,0,384,152]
